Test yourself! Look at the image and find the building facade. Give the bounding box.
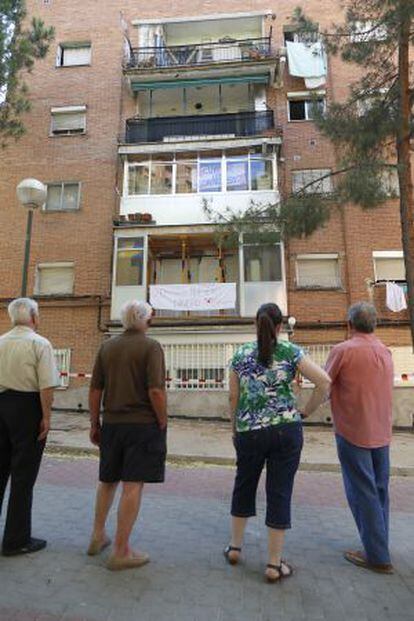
[0,0,412,418]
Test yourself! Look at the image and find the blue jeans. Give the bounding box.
[336,434,390,565]
[231,423,303,529]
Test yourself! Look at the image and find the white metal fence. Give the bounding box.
[53,348,71,389]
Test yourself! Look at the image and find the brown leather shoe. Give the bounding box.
[344,550,394,574]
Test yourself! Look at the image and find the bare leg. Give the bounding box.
[227,516,248,563]
[87,482,118,554]
[113,481,144,558]
[266,528,291,580]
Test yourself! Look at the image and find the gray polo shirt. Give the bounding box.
[0,325,60,393]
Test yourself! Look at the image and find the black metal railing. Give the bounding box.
[126,37,272,70]
[125,110,274,143]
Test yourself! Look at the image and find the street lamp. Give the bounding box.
[16,178,47,296]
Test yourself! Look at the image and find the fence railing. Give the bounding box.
[54,348,71,389]
[125,110,275,143]
[126,37,272,70]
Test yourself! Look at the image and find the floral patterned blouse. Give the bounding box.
[230,340,305,432]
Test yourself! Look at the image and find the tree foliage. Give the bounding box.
[0,0,54,147]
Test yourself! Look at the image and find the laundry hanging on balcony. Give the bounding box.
[149,283,236,311]
[385,281,407,312]
[286,41,327,89]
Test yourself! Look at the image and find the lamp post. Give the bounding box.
[16,178,47,297]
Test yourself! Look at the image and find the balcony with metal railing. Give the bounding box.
[126,37,273,71]
[124,110,275,144]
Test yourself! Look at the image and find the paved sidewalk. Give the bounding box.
[47,413,414,475]
[0,457,413,621]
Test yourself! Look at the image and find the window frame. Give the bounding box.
[56,42,92,68]
[243,241,283,283]
[291,169,332,195]
[35,262,75,297]
[43,181,81,212]
[50,105,87,136]
[287,92,326,122]
[115,237,146,287]
[295,253,341,290]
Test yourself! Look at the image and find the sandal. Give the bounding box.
[223,545,241,565]
[265,560,294,583]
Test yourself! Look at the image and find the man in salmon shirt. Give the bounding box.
[325,302,394,574]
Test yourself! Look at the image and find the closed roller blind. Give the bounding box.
[51,112,86,133]
[297,258,340,287]
[374,258,405,281]
[62,46,91,66]
[37,266,74,295]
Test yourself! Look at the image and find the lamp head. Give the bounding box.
[16,178,47,210]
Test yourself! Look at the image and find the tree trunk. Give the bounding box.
[397,6,414,350]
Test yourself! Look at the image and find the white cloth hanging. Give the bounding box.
[386,281,407,312]
[286,41,327,89]
[150,283,236,311]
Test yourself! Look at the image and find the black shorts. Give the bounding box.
[99,423,167,483]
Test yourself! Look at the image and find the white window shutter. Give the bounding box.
[374,258,405,281]
[297,257,340,287]
[63,46,91,66]
[52,112,86,133]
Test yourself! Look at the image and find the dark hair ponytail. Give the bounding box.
[256,303,283,367]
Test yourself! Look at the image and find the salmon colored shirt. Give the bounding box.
[325,333,393,448]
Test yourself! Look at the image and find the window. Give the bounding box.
[244,244,282,282]
[284,28,319,44]
[56,43,91,67]
[296,254,341,288]
[382,169,400,198]
[350,21,387,43]
[292,169,332,194]
[373,251,405,281]
[288,96,325,121]
[116,238,144,286]
[50,106,86,135]
[127,152,274,195]
[54,348,71,389]
[45,182,80,211]
[36,263,74,295]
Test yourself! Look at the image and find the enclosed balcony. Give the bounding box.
[125,110,275,144]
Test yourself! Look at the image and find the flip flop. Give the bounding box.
[87,536,111,556]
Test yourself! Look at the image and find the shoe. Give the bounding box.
[87,536,111,556]
[265,560,294,583]
[344,550,394,574]
[223,545,242,565]
[106,552,150,571]
[2,538,47,557]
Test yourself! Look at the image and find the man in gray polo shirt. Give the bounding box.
[0,298,59,556]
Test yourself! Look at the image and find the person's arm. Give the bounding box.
[229,370,239,438]
[148,387,168,430]
[298,355,331,418]
[89,387,103,446]
[38,387,54,441]
[147,342,168,430]
[89,349,105,446]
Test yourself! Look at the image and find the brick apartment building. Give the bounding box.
[0,0,412,416]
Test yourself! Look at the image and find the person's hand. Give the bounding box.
[90,423,101,446]
[38,417,50,441]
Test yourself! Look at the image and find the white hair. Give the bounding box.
[120,300,153,330]
[8,297,39,326]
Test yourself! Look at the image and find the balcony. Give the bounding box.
[124,110,275,144]
[126,37,272,71]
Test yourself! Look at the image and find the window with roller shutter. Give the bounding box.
[50,106,86,135]
[56,43,91,67]
[35,263,75,295]
[296,254,341,288]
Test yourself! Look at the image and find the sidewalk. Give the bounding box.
[48,412,414,476]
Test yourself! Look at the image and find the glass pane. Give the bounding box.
[176,162,197,193]
[250,158,273,190]
[151,164,173,194]
[46,185,62,210]
[62,184,79,209]
[289,100,306,120]
[226,158,248,191]
[199,160,222,192]
[306,99,325,120]
[116,238,144,286]
[244,245,282,282]
[129,165,149,195]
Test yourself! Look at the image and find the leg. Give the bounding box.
[87,481,118,555]
[2,395,44,552]
[0,412,12,516]
[372,445,390,542]
[336,435,390,565]
[113,481,144,558]
[228,431,266,560]
[265,424,302,579]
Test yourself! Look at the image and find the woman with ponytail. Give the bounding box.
[224,303,331,582]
